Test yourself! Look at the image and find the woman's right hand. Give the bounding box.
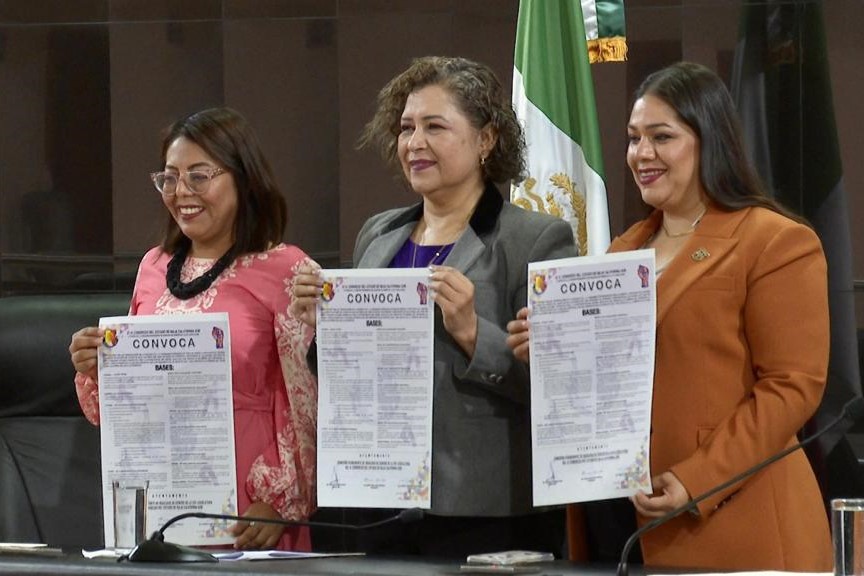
[291,261,322,328]
[505,307,531,363]
[69,326,104,379]
[631,471,690,518]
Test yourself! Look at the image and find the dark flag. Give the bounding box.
[731,0,861,498]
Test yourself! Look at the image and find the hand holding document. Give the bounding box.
[528,250,656,506]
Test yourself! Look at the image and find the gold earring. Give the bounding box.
[480,156,486,166]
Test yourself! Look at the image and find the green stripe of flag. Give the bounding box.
[594,0,626,39]
[514,0,604,179]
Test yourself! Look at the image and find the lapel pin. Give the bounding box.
[691,248,710,261]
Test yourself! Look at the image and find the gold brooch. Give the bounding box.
[691,248,710,261]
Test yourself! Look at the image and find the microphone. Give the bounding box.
[616,396,864,576]
[123,507,425,563]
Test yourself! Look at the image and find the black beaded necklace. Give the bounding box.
[165,243,235,300]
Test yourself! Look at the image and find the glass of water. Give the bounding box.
[112,479,149,549]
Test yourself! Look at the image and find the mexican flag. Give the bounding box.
[511,0,622,256]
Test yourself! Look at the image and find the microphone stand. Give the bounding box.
[617,396,864,576]
[123,508,425,563]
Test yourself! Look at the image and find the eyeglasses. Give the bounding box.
[150,168,227,196]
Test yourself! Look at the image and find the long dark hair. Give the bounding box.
[358,56,527,184]
[158,107,287,256]
[635,61,801,221]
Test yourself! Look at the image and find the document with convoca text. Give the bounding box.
[528,250,655,506]
[98,313,236,547]
[316,268,434,509]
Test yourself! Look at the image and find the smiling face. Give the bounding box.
[162,137,238,258]
[627,94,705,214]
[396,84,493,201]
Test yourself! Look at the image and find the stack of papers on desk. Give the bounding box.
[215,550,365,561]
[81,548,364,561]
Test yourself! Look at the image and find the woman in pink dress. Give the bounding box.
[68,107,317,551]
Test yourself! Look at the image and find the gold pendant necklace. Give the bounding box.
[410,216,465,267]
[411,241,445,268]
[662,206,707,238]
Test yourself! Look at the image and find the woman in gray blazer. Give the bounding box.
[292,56,577,557]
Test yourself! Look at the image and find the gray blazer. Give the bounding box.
[354,184,578,516]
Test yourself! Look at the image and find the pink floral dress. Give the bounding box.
[75,244,317,550]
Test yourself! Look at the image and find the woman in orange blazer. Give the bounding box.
[507,61,832,571]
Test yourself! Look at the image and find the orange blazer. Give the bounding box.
[568,204,832,571]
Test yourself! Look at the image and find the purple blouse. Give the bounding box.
[389,237,454,268]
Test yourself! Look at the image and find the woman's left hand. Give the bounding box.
[631,471,691,518]
[429,265,478,357]
[229,501,285,549]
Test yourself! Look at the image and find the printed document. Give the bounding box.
[316,269,434,509]
[98,313,236,546]
[528,250,656,505]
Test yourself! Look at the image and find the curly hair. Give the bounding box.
[358,56,527,184]
[157,107,287,257]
